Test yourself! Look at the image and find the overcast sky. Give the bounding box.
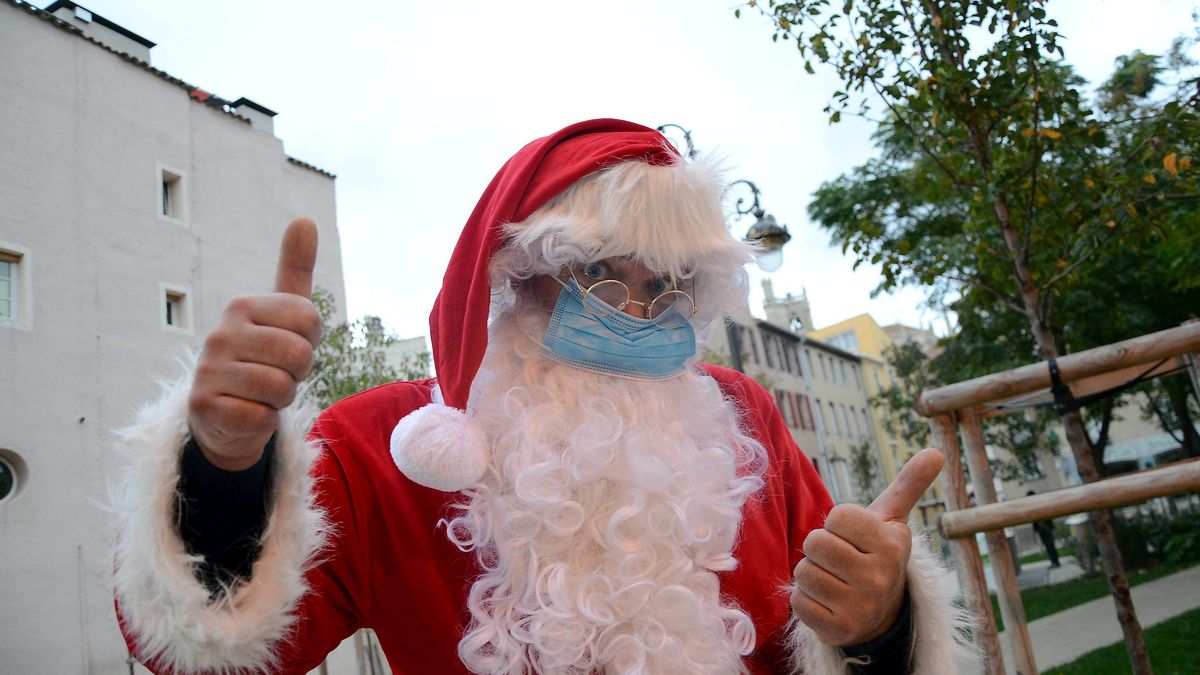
[73,0,1199,340]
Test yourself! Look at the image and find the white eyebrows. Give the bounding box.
[599,257,675,285]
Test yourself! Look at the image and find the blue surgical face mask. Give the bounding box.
[542,279,696,380]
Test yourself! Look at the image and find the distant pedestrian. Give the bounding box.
[1028,490,1061,568]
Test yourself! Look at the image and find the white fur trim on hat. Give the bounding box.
[785,531,977,674]
[109,359,327,673]
[390,402,489,492]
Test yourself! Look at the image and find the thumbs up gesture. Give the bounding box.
[188,219,323,471]
[790,448,945,646]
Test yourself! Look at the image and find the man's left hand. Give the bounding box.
[790,448,944,646]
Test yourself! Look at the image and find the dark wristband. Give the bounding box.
[176,435,275,594]
[841,592,914,674]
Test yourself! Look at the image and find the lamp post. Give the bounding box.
[655,124,793,373]
[656,124,840,495]
[727,179,792,273]
[654,123,698,160]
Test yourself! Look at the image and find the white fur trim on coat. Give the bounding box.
[786,533,976,674]
[110,364,327,673]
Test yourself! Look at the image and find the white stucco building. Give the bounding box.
[706,293,878,506]
[0,2,344,672]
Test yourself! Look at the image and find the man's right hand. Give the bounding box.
[188,218,323,471]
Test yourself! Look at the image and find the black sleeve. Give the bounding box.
[175,436,275,595]
[841,593,915,675]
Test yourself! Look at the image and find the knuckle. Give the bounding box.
[825,504,862,528]
[192,358,218,385]
[794,560,819,587]
[880,531,907,557]
[794,603,820,628]
[802,529,824,556]
[304,316,323,344]
[790,596,812,620]
[792,559,808,583]
[300,300,322,330]
[226,295,256,316]
[205,327,233,352]
[268,369,299,403]
[187,389,213,417]
[269,364,296,390]
[865,572,889,597]
[277,385,298,409]
[289,339,314,370]
[243,404,278,433]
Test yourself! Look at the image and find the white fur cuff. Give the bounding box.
[786,534,976,674]
[110,365,327,672]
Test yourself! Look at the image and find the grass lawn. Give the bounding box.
[982,545,1076,568]
[1019,545,1075,566]
[1040,607,1200,674]
[991,561,1195,631]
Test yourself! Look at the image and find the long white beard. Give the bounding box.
[443,306,768,675]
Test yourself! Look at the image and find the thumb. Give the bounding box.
[275,218,318,299]
[869,448,944,522]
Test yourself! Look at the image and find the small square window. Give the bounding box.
[0,244,31,329]
[160,285,192,333]
[165,293,182,326]
[0,253,16,320]
[157,164,188,224]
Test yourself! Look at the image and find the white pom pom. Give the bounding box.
[390,403,489,491]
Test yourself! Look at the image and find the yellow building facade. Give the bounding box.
[807,314,947,534]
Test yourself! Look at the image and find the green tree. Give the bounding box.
[873,338,1062,483]
[848,440,880,503]
[871,342,935,449]
[304,289,430,410]
[743,2,1199,670]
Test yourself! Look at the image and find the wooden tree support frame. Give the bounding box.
[917,321,1200,675]
[941,458,1200,539]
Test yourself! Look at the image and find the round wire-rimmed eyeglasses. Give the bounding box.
[557,265,698,329]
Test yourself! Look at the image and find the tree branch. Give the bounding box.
[1023,19,1042,257]
[940,271,1026,314]
[867,78,976,188]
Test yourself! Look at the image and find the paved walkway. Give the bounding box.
[985,554,1087,593]
[997,563,1200,673]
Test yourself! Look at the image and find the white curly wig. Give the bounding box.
[488,154,756,342]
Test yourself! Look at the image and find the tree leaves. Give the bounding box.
[305,290,430,409]
[1163,152,1178,175]
[746,0,1199,376]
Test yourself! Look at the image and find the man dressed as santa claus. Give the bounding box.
[112,120,971,674]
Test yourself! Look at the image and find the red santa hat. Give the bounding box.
[391,119,679,491]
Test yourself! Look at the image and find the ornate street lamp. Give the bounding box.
[728,179,792,273]
[654,123,698,160]
[655,125,792,272]
[656,124,794,373]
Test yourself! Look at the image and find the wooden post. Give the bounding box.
[918,321,1200,416]
[929,414,1004,675]
[959,408,1038,675]
[939,458,1200,537]
[1184,319,1200,402]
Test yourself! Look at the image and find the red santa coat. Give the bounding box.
[118,363,832,674]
